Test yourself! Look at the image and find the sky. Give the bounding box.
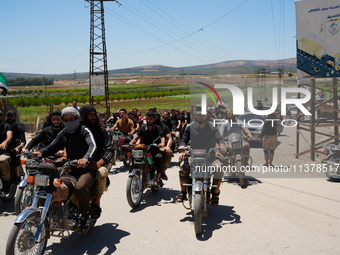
[1,0,298,75]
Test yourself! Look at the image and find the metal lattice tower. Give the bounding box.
[88,0,113,117]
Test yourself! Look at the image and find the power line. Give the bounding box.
[106,0,251,64]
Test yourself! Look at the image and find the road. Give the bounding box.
[1,126,340,254]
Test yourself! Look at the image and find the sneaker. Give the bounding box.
[157,179,164,188]
[161,173,168,181]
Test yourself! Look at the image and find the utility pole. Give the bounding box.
[87,0,120,118]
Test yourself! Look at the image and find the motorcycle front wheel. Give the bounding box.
[193,193,203,235]
[0,184,17,203]
[6,211,48,255]
[14,185,35,215]
[126,170,143,209]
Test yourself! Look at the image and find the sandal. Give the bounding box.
[91,205,102,219]
[161,172,168,181]
[211,191,220,207]
[176,191,187,202]
[157,179,164,188]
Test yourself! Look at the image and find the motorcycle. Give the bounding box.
[126,142,162,209]
[323,143,340,181]
[111,131,132,167]
[180,147,220,235]
[6,157,99,255]
[14,152,62,215]
[222,133,252,188]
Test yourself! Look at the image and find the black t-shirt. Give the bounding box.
[136,124,164,145]
[0,123,12,154]
[162,119,173,132]
[26,126,62,150]
[170,116,180,131]
[9,124,26,149]
[180,121,225,150]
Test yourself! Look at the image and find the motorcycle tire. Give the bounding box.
[126,170,143,209]
[193,193,203,235]
[6,211,48,255]
[0,184,17,203]
[14,185,35,215]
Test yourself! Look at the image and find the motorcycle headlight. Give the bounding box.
[132,150,144,159]
[232,142,242,150]
[34,174,50,187]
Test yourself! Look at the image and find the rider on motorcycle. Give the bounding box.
[177,105,226,206]
[24,110,64,154]
[219,110,253,164]
[34,106,97,231]
[154,111,173,181]
[6,110,26,184]
[107,108,135,136]
[79,105,114,218]
[129,112,166,187]
[0,110,13,193]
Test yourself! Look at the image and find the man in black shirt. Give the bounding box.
[6,110,26,184]
[0,111,13,192]
[177,105,226,206]
[80,105,114,218]
[25,110,64,153]
[154,112,173,180]
[130,112,165,186]
[34,106,97,231]
[170,109,181,146]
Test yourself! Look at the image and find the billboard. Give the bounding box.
[90,75,105,96]
[296,0,340,77]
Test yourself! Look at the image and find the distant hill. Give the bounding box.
[3,58,296,79]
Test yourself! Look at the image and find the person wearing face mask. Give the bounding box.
[24,110,64,154]
[34,106,97,232]
[6,110,26,184]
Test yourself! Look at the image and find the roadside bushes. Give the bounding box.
[8,84,190,107]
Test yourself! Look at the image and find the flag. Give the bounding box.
[0,73,8,96]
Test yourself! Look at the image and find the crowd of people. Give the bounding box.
[0,101,281,229]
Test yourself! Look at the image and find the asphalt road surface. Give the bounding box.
[1,126,340,254]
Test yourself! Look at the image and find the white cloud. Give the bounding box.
[0,64,10,68]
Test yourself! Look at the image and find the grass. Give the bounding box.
[17,95,190,124]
